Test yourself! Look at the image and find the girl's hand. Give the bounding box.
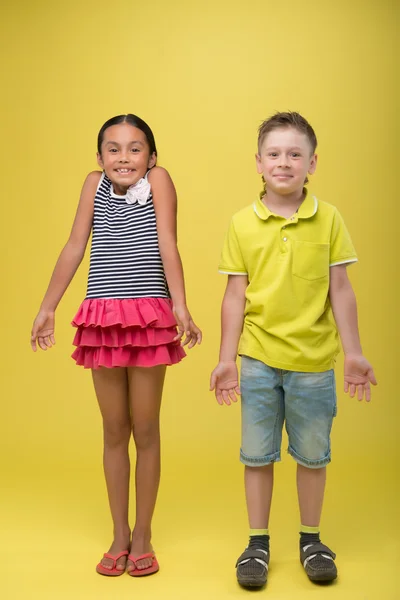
[173,305,202,349]
[210,361,241,406]
[31,310,56,352]
[344,354,377,402]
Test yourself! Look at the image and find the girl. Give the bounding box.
[30,114,201,577]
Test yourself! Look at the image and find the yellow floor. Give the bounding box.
[1,455,397,600]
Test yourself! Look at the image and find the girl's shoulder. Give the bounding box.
[85,170,103,185]
[79,170,103,194]
[147,166,171,184]
[81,170,105,197]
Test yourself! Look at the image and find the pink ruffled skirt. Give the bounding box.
[71,298,186,369]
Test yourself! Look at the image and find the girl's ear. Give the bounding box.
[148,152,157,169]
[97,152,104,169]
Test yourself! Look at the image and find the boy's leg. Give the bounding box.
[297,464,326,526]
[237,357,284,587]
[284,369,337,582]
[245,464,274,529]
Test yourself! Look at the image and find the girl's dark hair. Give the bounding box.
[97,114,157,156]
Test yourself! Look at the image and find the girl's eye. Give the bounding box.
[130,148,140,153]
[109,148,118,153]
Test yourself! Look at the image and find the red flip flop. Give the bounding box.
[127,552,159,577]
[96,550,129,576]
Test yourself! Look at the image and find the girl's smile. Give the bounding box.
[97,123,156,194]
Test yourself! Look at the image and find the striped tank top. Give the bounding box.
[86,172,169,299]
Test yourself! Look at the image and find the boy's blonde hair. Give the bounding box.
[258,111,317,154]
[258,111,317,196]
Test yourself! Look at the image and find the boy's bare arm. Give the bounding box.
[210,275,248,405]
[329,265,377,401]
[329,265,362,355]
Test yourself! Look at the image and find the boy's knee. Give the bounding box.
[288,443,331,468]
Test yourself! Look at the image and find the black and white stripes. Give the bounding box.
[86,173,169,299]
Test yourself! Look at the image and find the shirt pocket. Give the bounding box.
[292,241,329,281]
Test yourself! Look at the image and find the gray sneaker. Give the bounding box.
[236,548,269,587]
[300,542,337,582]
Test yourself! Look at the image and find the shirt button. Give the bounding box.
[283,237,287,242]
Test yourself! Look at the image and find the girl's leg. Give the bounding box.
[126,365,166,572]
[92,367,131,571]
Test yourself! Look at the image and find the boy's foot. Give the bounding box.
[236,548,269,587]
[300,542,337,582]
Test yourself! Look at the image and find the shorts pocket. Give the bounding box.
[292,241,329,281]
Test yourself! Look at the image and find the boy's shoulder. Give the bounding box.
[229,201,261,228]
[315,197,341,217]
[311,198,346,231]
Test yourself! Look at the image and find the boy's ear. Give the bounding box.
[308,153,318,175]
[97,152,104,169]
[255,153,263,175]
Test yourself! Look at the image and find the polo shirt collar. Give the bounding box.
[253,190,318,221]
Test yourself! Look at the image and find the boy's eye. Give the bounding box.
[268,152,278,157]
[291,152,300,157]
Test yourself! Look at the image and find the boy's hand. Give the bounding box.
[31,310,56,352]
[344,354,377,402]
[210,361,241,406]
[173,305,202,349]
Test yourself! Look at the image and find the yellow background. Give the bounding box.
[1,0,398,598]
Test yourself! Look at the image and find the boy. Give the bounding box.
[210,112,377,587]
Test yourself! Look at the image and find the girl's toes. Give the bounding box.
[126,560,134,573]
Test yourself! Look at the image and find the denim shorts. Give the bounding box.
[240,356,337,469]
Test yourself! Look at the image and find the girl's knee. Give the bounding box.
[132,422,160,451]
[103,420,131,448]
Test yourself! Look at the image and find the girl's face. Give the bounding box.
[256,127,317,196]
[97,123,156,194]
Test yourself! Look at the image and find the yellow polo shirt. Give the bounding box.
[219,192,357,372]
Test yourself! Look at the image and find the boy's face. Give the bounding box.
[256,127,317,196]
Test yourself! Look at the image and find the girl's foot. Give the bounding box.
[99,531,131,572]
[126,533,154,572]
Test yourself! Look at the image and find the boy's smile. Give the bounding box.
[256,127,317,197]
